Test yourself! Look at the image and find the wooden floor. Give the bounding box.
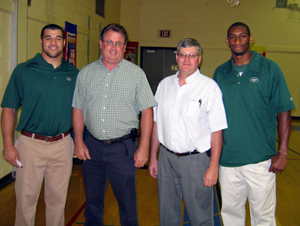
[0,119,299,226]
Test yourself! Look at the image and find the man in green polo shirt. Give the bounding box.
[213,22,295,226]
[1,24,78,226]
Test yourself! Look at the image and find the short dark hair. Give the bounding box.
[227,22,251,37]
[41,24,65,40]
[100,23,128,44]
[177,38,202,55]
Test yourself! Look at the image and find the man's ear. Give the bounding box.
[249,35,253,44]
[198,55,202,65]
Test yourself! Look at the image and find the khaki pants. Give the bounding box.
[14,133,74,226]
[219,159,276,226]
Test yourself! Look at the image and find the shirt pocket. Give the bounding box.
[184,99,206,120]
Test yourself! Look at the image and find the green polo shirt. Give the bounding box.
[1,53,79,136]
[213,51,295,167]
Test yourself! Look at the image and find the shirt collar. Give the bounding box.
[34,53,67,71]
[174,69,201,84]
[98,56,122,71]
[228,51,260,74]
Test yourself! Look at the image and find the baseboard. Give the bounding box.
[0,158,81,190]
[0,172,15,190]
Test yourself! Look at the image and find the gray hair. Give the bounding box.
[177,38,202,55]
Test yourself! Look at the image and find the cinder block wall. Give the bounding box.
[0,0,15,179]
[121,0,300,116]
[1,0,299,179]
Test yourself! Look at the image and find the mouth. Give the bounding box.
[233,45,244,50]
[49,46,58,51]
[109,50,118,55]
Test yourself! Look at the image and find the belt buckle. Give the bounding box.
[103,139,112,144]
[45,136,53,142]
[174,152,180,157]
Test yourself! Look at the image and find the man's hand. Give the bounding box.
[74,143,91,161]
[148,157,158,178]
[204,130,223,187]
[269,152,288,173]
[203,165,218,187]
[134,147,148,168]
[3,146,20,168]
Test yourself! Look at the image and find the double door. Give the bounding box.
[141,47,178,94]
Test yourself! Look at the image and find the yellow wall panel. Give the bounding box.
[0,0,14,13]
[0,6,13,179]
[120,0,300,116]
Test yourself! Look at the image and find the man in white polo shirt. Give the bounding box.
[149,38,228,226]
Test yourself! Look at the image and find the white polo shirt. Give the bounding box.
[154,69,227,153]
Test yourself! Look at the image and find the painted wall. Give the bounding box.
[0,0,14,179]
[120,0,300,116]
[1,0,299,180]
[26,0,120,69]
[0,0,121,179]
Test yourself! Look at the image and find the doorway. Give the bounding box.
[140,47,178,94]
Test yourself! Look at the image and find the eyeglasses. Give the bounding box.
[177,53,200,59]
[102,40,125,47]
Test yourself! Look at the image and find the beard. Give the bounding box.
[233,51,245,56]
[231,45,250,56]
[232,49,247,56]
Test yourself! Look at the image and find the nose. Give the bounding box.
[50,38,56,44]
[183,55,190,61]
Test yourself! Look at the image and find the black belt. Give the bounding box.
[163,145,199,157]
[21,130,70,142]
[163,145,211,157]
[90,133,132,156]
[90,133,131,144]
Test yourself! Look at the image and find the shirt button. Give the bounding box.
[102,119,105,121]
[103,130,105,133]
[238,82,240,84]
[108,73,110,75]
[106,84,109,86]
[103,107,106,109]
[54,77,57,79]
[104,95,107,98]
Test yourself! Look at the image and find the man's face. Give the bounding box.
[40,29,65,59]
[176,46,201,76]
[100,30,126,67]
[226,25,253,56]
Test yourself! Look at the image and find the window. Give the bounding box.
[96,0,105,18]
[276,0,287,8]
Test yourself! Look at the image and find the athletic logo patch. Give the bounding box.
[66,77,72,81]
[250,77,259,83]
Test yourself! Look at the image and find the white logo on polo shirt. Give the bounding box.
[250,77,259,83]
[66,77,72,81]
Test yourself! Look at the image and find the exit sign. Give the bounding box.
[158,30,172,38]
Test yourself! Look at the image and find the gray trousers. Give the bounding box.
[158,146,214,226]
